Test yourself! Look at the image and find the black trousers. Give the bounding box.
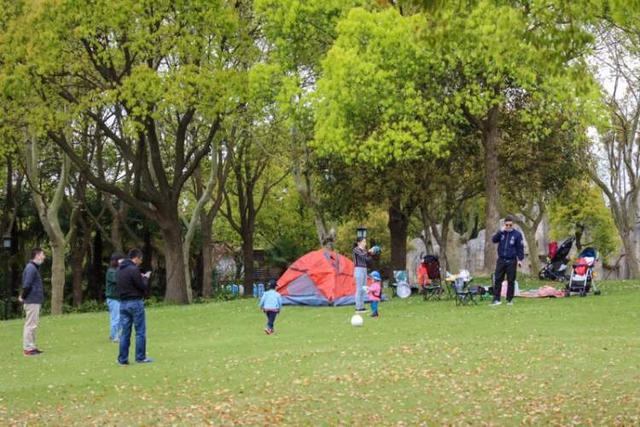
[494,258,517,302]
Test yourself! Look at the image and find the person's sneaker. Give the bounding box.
[33,349,44,354]
[136,358,154,364]
[507,301,514,306]
[356,308,368,313]
[371,313,379,318]
[490,300,502,306]
[264,327,273,335]
[117,360,129,366]
[23,349,40,356]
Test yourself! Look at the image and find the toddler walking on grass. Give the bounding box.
[259,279,282,335]
[368,271,382,318]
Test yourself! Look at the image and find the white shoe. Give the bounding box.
[507,301,513,306]
[490,301,502,306]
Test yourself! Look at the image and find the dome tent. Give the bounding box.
[276,249,373,306]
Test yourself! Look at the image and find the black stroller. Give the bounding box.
[539,237,574,281]
[566,247,601,297]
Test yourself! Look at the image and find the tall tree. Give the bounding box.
[23,139,78,315]
[222,109,289,293]
[1,0,247,303]
[314,7,452,268]
[182,146,227,302]
[416,134,484,272]
[501,109,588,275]
[256,0,369,244]
[588,20,640,278]
[425,1,598,272]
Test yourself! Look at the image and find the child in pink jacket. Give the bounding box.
[367,271,382,318]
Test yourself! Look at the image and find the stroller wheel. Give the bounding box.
[594,289,601,296]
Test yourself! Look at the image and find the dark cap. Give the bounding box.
[110,251,126,261]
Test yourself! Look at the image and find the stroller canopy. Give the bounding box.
[578,247,597,259]
[552,237,575,262]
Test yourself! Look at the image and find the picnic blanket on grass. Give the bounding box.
[519,285,565,298]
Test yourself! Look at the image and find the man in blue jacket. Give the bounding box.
[491,216,524,306]
[116,248,153,365]
[19,248,46,356]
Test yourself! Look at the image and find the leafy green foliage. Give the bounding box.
[314,8,453,165]
[548,181,620,260]
[256,0,368,71]
[256,181,319,269]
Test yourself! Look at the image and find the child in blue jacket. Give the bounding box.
[259,279,282,335]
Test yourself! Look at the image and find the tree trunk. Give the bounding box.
[241,229,255,296]
[421,205,451,272]
[610,202,640,279]
[201,212,215,298]
[574,224,584,252]
[202,242,214,297]
[9,222,20,317]
[482,119,501,273]
[141,226,153,272]
[313,214,329,246]
[161,222,189,304]
[440,220,452,273]
[621,231,640,279]
[24,140,72,315]
[388,204,409,271]
[195,249,204,297]
[50,241,66,314]
[520,225,539,276]
[291,132,329,246]
[90,230,103,301]
[111,214,124,252]
[182,248,194,303]
[70,238,86,306]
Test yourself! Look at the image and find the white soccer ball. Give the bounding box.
[351,314,364,327]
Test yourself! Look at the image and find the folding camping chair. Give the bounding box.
[449,276,477,306]
[422,283,444,301]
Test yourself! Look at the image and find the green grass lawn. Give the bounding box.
[1,280,639,426]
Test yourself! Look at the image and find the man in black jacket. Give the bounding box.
[19,248,46,356]
[116,248,153,365]
[491,215,524,306]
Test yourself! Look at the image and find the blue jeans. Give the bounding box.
[371,301,379,315]
[106,298,120,340]
[118,299,146,363]
[354,267,367,310]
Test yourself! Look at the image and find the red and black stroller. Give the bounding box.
[566,247,601,297]
[419,255,444,300]
[539,237,574,281]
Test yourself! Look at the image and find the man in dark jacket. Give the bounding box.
[491,215,524,306]
[19,248,46,356]
[116,248,153,365]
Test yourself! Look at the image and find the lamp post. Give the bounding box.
[356,226,367,240]
[2,236,11,320]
